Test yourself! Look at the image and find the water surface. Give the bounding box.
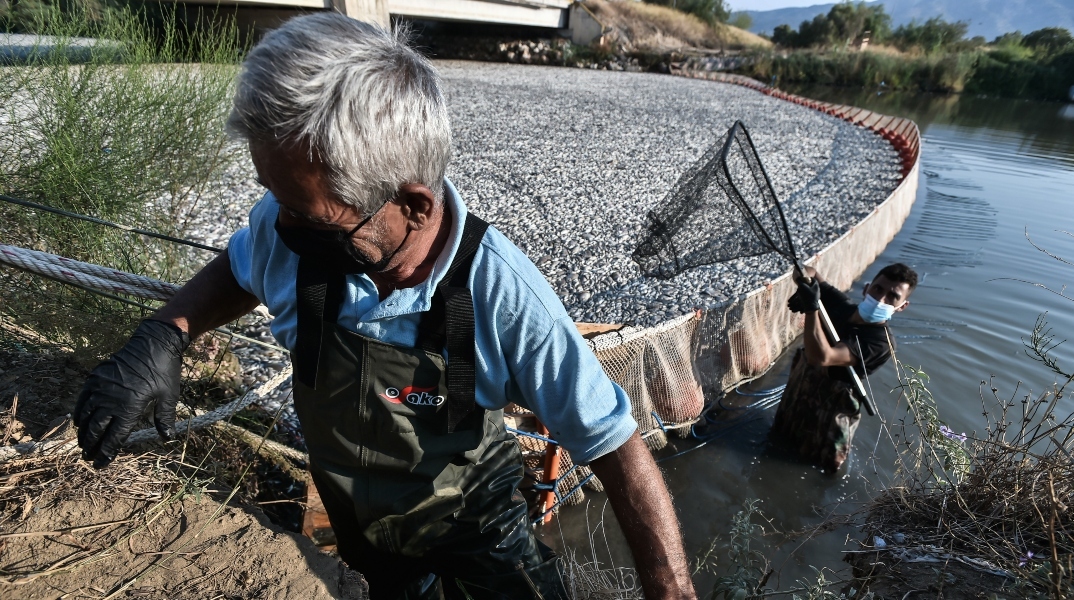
[540,87,1074,593]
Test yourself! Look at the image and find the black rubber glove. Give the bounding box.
[74,319,191,468]
[787,278,821,313]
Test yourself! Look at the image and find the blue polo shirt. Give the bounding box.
[227,179,637,464]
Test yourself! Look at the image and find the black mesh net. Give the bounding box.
[633,121,801,279]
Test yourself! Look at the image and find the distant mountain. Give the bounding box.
[742,3,840,36]
[741,0,1074,41]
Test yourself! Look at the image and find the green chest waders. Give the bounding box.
[290,215,567,600]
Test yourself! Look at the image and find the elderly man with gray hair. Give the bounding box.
[73,12,697,600]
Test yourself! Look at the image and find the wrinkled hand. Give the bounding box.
[74,319,190,468]
[787,278,821,313]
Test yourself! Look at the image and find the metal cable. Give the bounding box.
[0,244,287,354]
[0,194,225,253]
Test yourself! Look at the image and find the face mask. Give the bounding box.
[274,200,406,274]
[858,293,897,324]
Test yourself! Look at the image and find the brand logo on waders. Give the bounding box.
[380,385,446,407]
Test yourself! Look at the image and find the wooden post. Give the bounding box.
[301,476,338,551]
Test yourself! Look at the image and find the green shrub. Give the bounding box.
[1022,26,1074,58]
[0,2,242,358]
[892,17,969,54]
[965,54,1043,98]
[986,44,1035,63]
[743,49,978,93]
[770,2,892,49]
[746,46,1072,100]
[964,49,1074,100]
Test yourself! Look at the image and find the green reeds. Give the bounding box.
[742,47,1074,100]
[744,49,979,93]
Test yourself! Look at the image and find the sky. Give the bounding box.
[726,0,842,11]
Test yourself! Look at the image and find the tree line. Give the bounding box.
[768,1,1073,60]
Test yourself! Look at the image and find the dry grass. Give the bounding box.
[0,452,193,584]
[563,547,644,599]
[713,23,772,51]
[0,442,366,599]
[0,452,187,531]
[584,0,771,52]
[556,500,646,600]
[859,360,1074,597]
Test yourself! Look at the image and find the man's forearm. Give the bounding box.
[152,250,260,338]
[803,311,854,367]
[802,311,830,364]
[590,432,697,600]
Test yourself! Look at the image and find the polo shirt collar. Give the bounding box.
[360,178,470,320]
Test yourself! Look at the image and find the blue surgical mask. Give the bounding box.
[858,293,897,323]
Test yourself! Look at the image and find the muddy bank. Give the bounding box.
[0,452,365,599]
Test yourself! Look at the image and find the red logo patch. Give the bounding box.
[380,385,441,406]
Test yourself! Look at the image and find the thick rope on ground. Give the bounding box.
[0,366,294,463]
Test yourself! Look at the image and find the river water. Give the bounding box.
[539,87,1074,593]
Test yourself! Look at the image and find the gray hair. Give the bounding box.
[227,13,451,213]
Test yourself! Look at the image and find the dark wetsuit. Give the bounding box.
[770,282,892,472]
[292,215,567,599]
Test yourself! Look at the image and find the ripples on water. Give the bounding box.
[540,87,1074,592]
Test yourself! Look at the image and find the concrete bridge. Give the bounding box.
[173,0,601,39]
[357,0,573,29]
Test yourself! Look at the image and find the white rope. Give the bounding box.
[0,365,294,463]
[0,243,180,301]
[128,366,294,444]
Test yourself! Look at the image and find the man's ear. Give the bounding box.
[396,184,438,230]
[895,300,910,313]
[862,282,870,298]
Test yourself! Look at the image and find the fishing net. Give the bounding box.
[586,313,704,448]
[633,121,801,280]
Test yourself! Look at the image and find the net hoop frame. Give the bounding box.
[719,120,802,271]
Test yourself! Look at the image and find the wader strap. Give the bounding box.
[418,213,490,432]
[294,257,346,389]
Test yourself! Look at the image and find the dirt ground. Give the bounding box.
[0,453,367,600]
[0,349,87,443]
[0,345,368,600]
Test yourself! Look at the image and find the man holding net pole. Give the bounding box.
[775,263,916,472]
[633,121,916,470]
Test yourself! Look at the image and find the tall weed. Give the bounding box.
[0,3,242,358]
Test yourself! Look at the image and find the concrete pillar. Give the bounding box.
[569,2,604,46]
[333,0,389,27]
